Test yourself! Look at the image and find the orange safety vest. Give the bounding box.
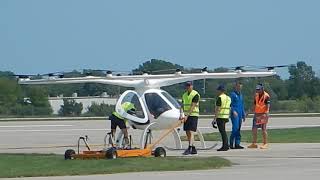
[254,91,270,113]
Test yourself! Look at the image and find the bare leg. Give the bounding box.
[262,129,268,144]
[121,128,129,139]
[186,131,194,146]
[121,128,129,145]
[111,129,116,138]
[252,128,258,144]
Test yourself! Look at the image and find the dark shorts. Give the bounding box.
[109,114,127,130]
[183,116,198,132]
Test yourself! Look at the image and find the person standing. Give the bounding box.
[229,81,246,149]
[248,83,270,149]
[214,84,231,151]
[181,81,200,155]
[109,102,135,147]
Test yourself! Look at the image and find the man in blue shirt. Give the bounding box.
[229,81,246,149]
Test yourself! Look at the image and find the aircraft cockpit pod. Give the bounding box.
[144,92,171,119]
[115,90,148,124]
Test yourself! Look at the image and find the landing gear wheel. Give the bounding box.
[64,149,75,160]
[106,148,118,159]
[154,147,166,157]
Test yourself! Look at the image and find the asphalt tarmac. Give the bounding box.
[0,117,320,180]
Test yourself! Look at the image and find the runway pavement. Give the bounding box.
[0,117,319,154]
[0,117,320,179]
[2,143,320,180]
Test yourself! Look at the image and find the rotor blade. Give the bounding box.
[18,76,142,88]
[153,71,276,87]
[259,64,293,70]
[18,69,276,89]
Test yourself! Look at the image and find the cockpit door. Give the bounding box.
[115,90,148,123]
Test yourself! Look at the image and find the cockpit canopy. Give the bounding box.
[116,89,181,124]
[144,90,181,119]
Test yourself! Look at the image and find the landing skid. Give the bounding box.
[164,143,218,151]
[142,126,218,151]
[163,128,218,151]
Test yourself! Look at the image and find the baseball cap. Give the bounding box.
[217,84,225,91]
[185,81,193,87]
[256,84,264,90]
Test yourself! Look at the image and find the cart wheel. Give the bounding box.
[154,147,166,157]
[64,149,75,160]
[106,148,117,159]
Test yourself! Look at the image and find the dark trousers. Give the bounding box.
[217,118,229,148]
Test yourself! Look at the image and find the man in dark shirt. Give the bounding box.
[214,84,231,151]
[181,81,200,155]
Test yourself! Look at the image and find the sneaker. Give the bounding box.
[235,145,244,149]
[182,146,192,155]
[217,147,229,151]
[247,143,258,148]
[260,144,268,149]
[229,145,235,149]
[191,146,198,155]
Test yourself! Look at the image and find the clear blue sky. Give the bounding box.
[1,0,319,78]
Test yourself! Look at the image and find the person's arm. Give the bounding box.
[214,97,221,119]
[265,96,271,114]
[215,106,220,119]
[241,95,246,121]
[252,96,256,114]
[230,92,238,118]
[185,94,199,118]
[179,100,185,121]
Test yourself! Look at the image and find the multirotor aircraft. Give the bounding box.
[18,67,276,149]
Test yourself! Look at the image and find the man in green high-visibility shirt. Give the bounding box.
[180,81,200,155]
[109,102,135,146]
[214,84,231,151]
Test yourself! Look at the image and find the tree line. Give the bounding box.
[0,60,319,117]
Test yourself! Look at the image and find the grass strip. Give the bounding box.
[0,154,231,178]
[184,127,320,143]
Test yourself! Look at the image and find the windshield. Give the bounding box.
[120,92,145,119]
[161,91,181,109]
[144,93,171,118]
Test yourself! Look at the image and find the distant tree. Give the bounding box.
[0,77,21,106]
[0,76,53,116]
[59,99,83,116]
[0,71,15,78]
[288,61,316,98]
[133,59,183,74]
[213,67,229,73]
[23,86,49,106]
[86,103,115,116]
[22,86,52,115]
[309,77,320,98]
[63,70,83,78]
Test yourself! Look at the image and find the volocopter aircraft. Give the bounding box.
[18,66,278,150]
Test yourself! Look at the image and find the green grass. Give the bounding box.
[184,127,320,143]
[0,154,231,178]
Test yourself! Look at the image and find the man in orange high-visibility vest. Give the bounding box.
[248,83,270,149]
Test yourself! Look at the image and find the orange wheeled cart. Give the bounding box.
[64,121,181,160]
